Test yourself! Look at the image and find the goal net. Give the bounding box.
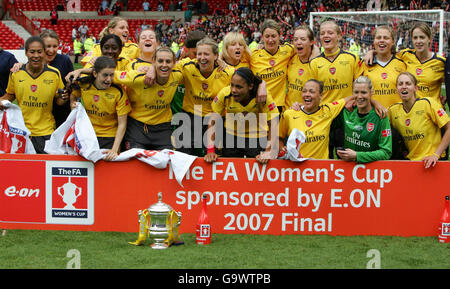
[309,10,450,57]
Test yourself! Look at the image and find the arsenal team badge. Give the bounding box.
[405,119,411,126]
[416,68,422,76]
[269,59,275,67]
[367,122,374,132]
[306,120,312,127]
[381,72,387,79]
[329,67,336,75]
[31,85,37,92]
[93,95,99,102]
[298,68,304,76]
[158,90,164,97]
[202,83,208,90]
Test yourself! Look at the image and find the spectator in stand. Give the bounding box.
[169,0,176,11]
[158,1,165,11]
[72,25,78,41]
[84,33,96,54]
[50,8,58,25]
[112,1,121,15]
[101,0,109,11]
[78,22,89,42]
[200,0,208,15]
[142,0,150,11]
[121,0,128,11]
[62,41,72,55]
[73,34,83,64]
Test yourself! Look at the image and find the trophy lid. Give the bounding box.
[148,192,173,213]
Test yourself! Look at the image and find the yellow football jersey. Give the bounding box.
[388,97,450,160]
[250,44,296,107]
[286,55,311,109]
[6,65,64,136]
[279,99,346,159]
[362,56,406,108]
[84,56,131,72]
[224,52,251,70]
[212,86,279,138]
[397,49,446,103]
[114,69,183,125]
[178,61,234,116]
[126,58,152,71]
[71,82,131,137]
[309,49,363,104]
[81,41,140,66]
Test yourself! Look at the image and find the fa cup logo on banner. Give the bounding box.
[57,177,82,210]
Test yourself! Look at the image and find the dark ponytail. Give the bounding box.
[233,67,262,99]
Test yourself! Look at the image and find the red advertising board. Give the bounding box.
[0,153,447,237]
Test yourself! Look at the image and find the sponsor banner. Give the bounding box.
[0,158,94,225]
[0,154,448,236]
[45,161,94,225]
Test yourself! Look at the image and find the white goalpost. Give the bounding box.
[309,9,450,57]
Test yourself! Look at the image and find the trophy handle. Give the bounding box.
[75,187,82,198]
[57,186,63,197]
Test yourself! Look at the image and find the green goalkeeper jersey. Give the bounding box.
[340,108,392,163]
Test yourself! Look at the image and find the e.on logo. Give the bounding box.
[4,185,40,198]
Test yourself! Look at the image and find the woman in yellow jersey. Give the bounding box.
[66,34,131,80]
[278,79,356,159]
[10,30,75,128]
[81,17,139,67]
[285,25,314,109]
[388,72,450,169]
[309,20,362,104]
[126,28,160,71]
[366,22,446,105]
[171,37,235,156]
[362,26,406,109]
[0,36,68,153]
[250,19,296,111]
[309,20,363,158]
[70,56,131,161]
[115,46,182,150]
[206,67,279,164]
[221,31,251,69]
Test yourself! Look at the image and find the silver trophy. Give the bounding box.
[148,192,182,249]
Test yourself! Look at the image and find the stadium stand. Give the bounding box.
[0,21,24,49]
[15,0,97,11]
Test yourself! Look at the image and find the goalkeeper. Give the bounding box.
[335,76,392,163]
